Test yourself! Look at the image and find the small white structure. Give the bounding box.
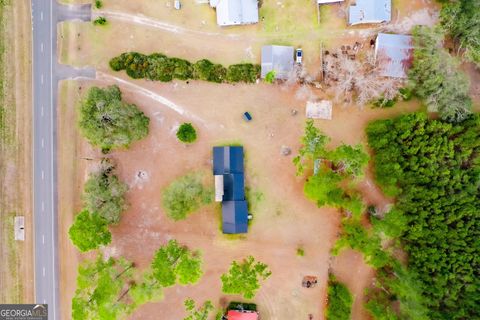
[14,216,25,241]
[306,100,332,120]
[210,0,259,27]
[214,175,224,202]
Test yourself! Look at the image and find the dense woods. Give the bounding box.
[440,0,480,66]
[367,112,480,319]
[408,26,472,123]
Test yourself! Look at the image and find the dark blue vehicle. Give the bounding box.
[243,112,252,121]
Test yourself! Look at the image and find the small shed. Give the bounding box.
[348,0,391,25]
[261,45,295,80]
[375,33,414,78]
[306,100,332,120]
[14,216,25,241]
[210,0,259,26]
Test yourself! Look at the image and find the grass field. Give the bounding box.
[0,0,33,304]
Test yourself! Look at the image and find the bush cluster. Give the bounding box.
[326,276,353,320]
[110,52,260,84]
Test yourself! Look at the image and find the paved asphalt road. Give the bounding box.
[31,1,94,319]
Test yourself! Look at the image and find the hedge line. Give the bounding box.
[110,52,260,84]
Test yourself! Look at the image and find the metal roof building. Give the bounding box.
[348,0,391,25]
[210,0,259,27]
[261,45,295,80]
[213,146,249,234]
[375,33,413,78]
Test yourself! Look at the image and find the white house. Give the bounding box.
[349,0,391,25]
[210,0,259,27]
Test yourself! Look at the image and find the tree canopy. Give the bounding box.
[79,85,150,152]
[176,123,197,143]
[72,257,135,320]
[83,161,128,224]
[221,256,271,299]
[295,120,368,218]
[68,210,111,252]
[162,173,212,221]
[440,0,480,66]
[408,26,472,123]
[150,240,203,287]
[109,52,260,84]
[326,276,353,320]
[366,112,480,319]
[183,299,214,320]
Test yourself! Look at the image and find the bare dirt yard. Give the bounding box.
[57,0,442,319]
[0,0,33,305]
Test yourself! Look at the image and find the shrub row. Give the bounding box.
[110,52,260,84]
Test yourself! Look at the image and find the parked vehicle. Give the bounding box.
[243,112,252,121]
[296,48,303,64]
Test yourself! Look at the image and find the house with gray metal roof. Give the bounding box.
[261,45,295,80]
[213,146,249,234]
[348,0,391,25]
[375,33,413,78]
[210,0,259,27]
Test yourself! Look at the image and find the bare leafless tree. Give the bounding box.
[323,48,402,107]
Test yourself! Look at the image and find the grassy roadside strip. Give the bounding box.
[0,0,33,303]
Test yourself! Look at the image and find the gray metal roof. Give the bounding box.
[375,33,413,78]
[349,0,391,25]
[222,201,248,234]
[212,0,259,26]
[261,45,294,80]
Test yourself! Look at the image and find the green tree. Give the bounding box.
[176,123,197,143]
[83,161,128,224]
[408,26,472,123]
[328,144,369,177]
[440,0,480,66]
[94,0,103,9]
[221,256,271,299]
[93,16,107,26]
[150,240,203,287]
[264,70,276,84]
[79,85,150,152]
[68,210,111,252]
[72,257,134,320]
[293,120,329,175]
[183,299,214,320]
[162,173,212,220]
[326,276,353,320]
